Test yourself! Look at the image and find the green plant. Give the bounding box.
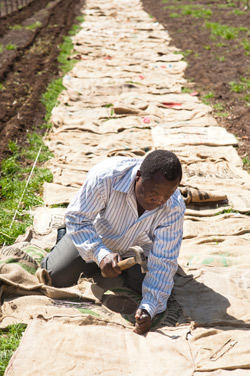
[205,22,239,39]
[242,156,250,168]
[0,83,5,90]
[202,92,214,104]
[6,44,17,50]
[232,9,246,15]
[213,102,225,111]
[169,12,180,17]
[102,103,113,108]
[25,21,42,30]
[0,139,53,246]
[217,55,225,61]
[241,39,250,55]
[0,324,27,375]
[41,78,65,122]
[230,81,244,92]
[9,24,22,30]
[181,5,212,18]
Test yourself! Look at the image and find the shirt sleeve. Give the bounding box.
[139,207,185,318]
[65,172,112,265]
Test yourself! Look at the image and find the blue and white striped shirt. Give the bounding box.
[65,157,186,318]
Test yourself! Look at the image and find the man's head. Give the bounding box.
[135,150,182,212]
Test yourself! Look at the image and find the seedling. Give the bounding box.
[25,21,42,30]
[205,22,239,39]
[6,44,17,50]
[9,24,22,30]
[169,12,180,17]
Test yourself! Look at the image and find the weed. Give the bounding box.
[0,44,3,53]
[242,156,250,168]
[22,133,53,163]
[76,15,84,23]
[182,49,193,56]
[232,9,246,15]
[181,87,192,93]
[0,83,5,90]
[217,55,225,61]
[203,45,211,50]
[57,36,77,73]
[241,39,250,55]
[6,44,17,50]
[0,139,53,246]
[216,111,229,117]
[181,5,212,18]
[25,21,42,30]
[41,78,65,122]
[230,80,245,92]
[0,324,27,375]
[202,92,214,104]
[9,24,22,30]
[216,42,226,47]
[102,103,114,108]
[205,22,239,39]
[214,103,225,111]
[169,12,180,17]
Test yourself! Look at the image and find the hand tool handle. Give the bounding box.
[101,256,136,278]
[117,257,136,271]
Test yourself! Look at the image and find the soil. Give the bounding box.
[0,0,84,161]
[141,0,250,169]
[0,0,249,170]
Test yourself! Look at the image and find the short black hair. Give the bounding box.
[140,150,182,182]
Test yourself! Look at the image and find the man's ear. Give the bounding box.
[135,170,141,181]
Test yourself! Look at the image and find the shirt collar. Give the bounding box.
[113,164,139,195]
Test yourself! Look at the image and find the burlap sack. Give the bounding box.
[189,326,250,372]
[173,266,250,325]
[180,232,250,268]
[5,315,193,376]
[152,126,238,148]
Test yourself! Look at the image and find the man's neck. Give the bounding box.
[137,202,145,217]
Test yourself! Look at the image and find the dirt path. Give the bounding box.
[0,0,84,161]
[141,0,250,165]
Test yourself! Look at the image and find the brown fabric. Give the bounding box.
[5,316,194,376]
[189,326,250,372]
[173,266,250,325]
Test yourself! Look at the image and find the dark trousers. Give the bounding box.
[41,234,145,294]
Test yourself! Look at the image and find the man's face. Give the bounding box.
[135,170,180,212]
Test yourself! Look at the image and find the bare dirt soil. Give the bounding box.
[0,0,84,161]
[141,0,250,168]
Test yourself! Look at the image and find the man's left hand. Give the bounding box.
[134,308,151,335]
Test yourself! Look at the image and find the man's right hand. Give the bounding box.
[99,253,122,278]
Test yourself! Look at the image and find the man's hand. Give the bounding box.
[100,253,122,278]
[134,308,151,335]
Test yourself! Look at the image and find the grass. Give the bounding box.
[0,324,27,375]
[0,139,53,245]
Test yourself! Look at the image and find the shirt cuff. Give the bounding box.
[93,247,111,266]
[139,302,157,319]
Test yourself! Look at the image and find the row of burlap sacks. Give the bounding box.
[3,0,250,375]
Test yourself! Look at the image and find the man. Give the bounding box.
[41,149,185,334]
